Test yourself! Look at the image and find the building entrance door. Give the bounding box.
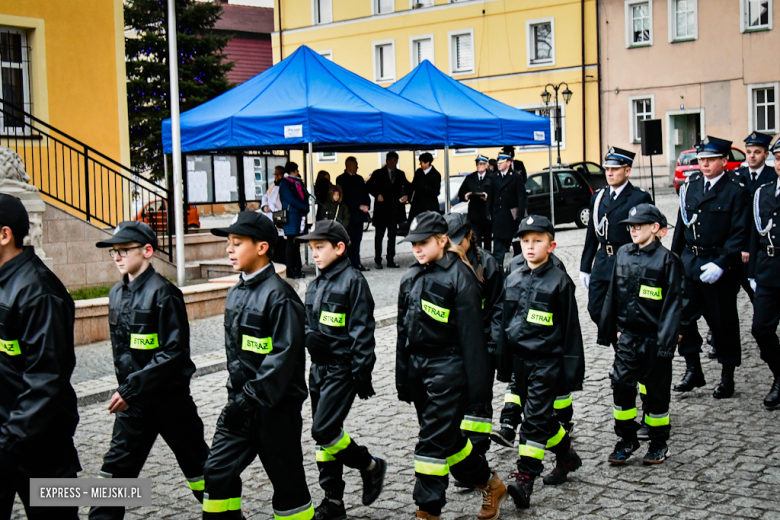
[668,112,702,180]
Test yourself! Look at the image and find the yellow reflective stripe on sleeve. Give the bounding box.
[187,477,205,491]
[319,311,346,327]
[546,426,567,448]
[638,382,647,395]
[460,416,492,434]
[414,456,449,476]
[518,441,546,460]
[241,334,273,354]
[202,497,242,513]
[644,413,670,427]
[504,393,521,405]
[421,300,450,323]
[482,299,485,309]
[274,502,315,520]
[0,338,20,356]
[322,430,352,455]
[129,333,159,350]
[315,446,337,462]
[554,393,572,409]
[639,285,662,300]
[446,439,473,467]
[613,407,638,421]
[527,309,553,326]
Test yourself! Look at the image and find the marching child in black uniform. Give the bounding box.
[496,215,584,510]
[91,221,209,520]
[203,212,313,519]
[296,220,386,520]
[598,204,683,465]
[396,211,507,520]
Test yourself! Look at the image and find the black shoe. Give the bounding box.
[386,261,401,268]
[490,426,516,448]
[764,379,780,409]
[706,329,713,345]
[543,447,582,485]
[314,498,346,520]
[636,424,650,441]
[360,457,386,506]
[708,345,717,359]
[673,368,706,392]
[453,479,475,489]
[643,442,670,464]
[507,472,534,509]
[607,439,640,465]
[356,264,370,272]
[374,261,384,270]
[713,377,735,399]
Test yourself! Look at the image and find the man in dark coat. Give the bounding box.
[366,151,410,269]
[490,152,527,265]
[407,152,441,222]
[458,154,494,251]
[336,156,371,272]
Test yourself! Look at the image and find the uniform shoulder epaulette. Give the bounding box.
[758,180,774,189]
[637,187,645,192]
[730,176,745,188]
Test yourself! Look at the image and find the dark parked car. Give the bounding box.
[526,168,593,228]
[568,161,608,190]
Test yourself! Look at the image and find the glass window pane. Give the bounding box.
[757,106,766,131]
[0,32,22,64]
[768,88,775,103]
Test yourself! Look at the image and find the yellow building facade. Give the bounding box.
[273,0,600,180]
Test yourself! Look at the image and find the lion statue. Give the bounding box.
[0,146,37,192]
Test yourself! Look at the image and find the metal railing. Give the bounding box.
[0,100,173,261]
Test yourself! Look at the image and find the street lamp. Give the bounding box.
[541,82,572,166]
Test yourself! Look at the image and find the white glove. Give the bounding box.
[699,262,724,284]
[750,278,757,292]
[579,272,591,290]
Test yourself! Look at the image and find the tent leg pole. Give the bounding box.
[308,142,318,276]
[444,146,450,215]
[548,142,555,227]
[167,0,186,287]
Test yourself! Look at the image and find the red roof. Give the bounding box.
[214,3,274,34]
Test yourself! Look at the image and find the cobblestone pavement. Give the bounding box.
[17,189,780,519]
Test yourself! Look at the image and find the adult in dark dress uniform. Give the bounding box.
[490,153,527,265]
[579,148,653,326]
[671,136,750,399]
[458,155,494,252]
[407,152,441,222]
[367,151,410,269]
[336,157,371,272]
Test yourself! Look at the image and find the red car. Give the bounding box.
[674,147,746,192]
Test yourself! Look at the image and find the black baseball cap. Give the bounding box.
[399,211,448,243]
[619,203,666,226]
[96,221,158,249]
[296,219,350,245]
[211,211,278,245]
[0,194,29,241]
[444,213,471,245]
[517,215,555,238]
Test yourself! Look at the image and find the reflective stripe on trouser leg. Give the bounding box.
[637,383,647,395]
[644,412,670,427]
[505,393,521,406]
[460,416,492,434]
[98,471,112,478]
[546,426,566,449]
[187,475,205,491]
[322,430,352,456]
[274,501,315,520]
[315,445,337,462]
[553,394,572,410]
[518,440,546,460]
[414,455,449,476]
[202,493,242,513]
[446,438,473,467]
[613,407,637,421]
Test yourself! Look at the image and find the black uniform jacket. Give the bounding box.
[305,256,376,380]
[408,166,442,220]
[598,240,683,357]
[509,251,566,275]
[0,247,80,475]
[336,171,372,224]
[396,252,491,404]
[496,260,585,391]
[458,170,493,223]
[733,165,775,195]
[748,178,780,287]
[366,166,411,226]
[224,263,308,411]
[671,172,750,279]
[580,182,653,281]
[108,266,195,404]
[466,245,504,351]
[490,169,528,240]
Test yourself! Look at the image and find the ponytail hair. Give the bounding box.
[430,233,477,277]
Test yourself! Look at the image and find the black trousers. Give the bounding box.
[739,262,755,303]
[752,285,780,377]
[587,278,611,326]
[493,238,512,267]
[500,362,573,432]
[409,354,491,516]
[373,221,397,264]
[460,402,492,457]
[679,268,741,366]
[202,398,313,519]
[611,333,673,444]
[470,219,492,252]
[285,234,303,276]
[0,470,78,520]
[310,363,373,501]
[90,392,209,520]
[346,219,364,267]
[515,356,572,477]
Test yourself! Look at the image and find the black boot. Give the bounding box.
[542,447,582,485]
[674,355,706,392]
[507,472,534,509]
[764,379,780,409]
[360,457,386,506]
[713,365,735,399]
[490,426,516,448]
[314,498,346,520]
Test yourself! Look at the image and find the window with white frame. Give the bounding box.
[317,50,333,61]
[742,0,771,31]
[415,149,438,159]
[626,0,652,47]
[670,0,696,41]
[449,30,474,74]
[749,83,778,133]
[313,0,332,25]
[0,27,31,132]
[453,148,477,156]
[411,36,434,67]
[630,96,653,142]
[317,151,337,163]
[373,41,395,82]
[517,104,564,149]
[526,18,555,66]
[411,0,434,7]
[374,0,394,15]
